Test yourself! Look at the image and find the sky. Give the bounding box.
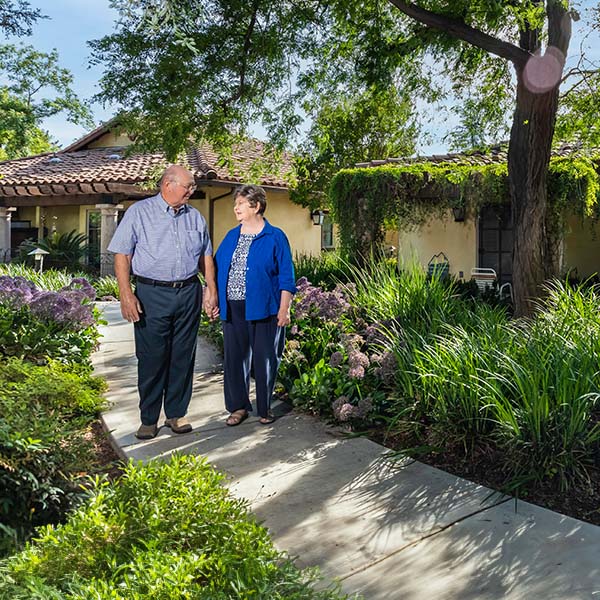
[9,0,600,156]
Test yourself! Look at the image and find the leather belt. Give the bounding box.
[135,275,199,288]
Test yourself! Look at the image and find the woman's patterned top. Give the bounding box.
[226,233,256,300]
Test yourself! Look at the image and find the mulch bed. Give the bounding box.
[88,420,125,481]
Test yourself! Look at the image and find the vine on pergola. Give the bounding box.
[329,156,600,260]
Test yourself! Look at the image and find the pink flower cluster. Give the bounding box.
[331,395,374,422]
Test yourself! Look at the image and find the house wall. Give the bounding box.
[42,205,81,236]
[563,215,600,278]
[14,206,37,224]
[88,132,133,148]
[209,185,321,256]
[397,210,477,279]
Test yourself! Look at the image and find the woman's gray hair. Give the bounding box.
[234,184,267,215]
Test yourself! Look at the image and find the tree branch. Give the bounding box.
[386,0,530,67]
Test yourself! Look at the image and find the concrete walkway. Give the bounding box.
[93,302,600,599]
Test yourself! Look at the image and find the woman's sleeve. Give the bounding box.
[276,231,297,294]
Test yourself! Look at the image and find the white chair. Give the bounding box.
[470,268,513,301]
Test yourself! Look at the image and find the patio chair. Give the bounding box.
[470,268,513,301]
[427,252,450,280]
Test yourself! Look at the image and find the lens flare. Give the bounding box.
[523,46,565,94]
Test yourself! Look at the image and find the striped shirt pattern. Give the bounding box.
[107,193,212,281]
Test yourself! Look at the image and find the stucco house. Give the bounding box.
[0,121,333,274]
[356,144,600,285]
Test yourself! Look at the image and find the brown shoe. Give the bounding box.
[164,417,192,434]
[135,423,158,440]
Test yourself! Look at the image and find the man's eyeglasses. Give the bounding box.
[174,180,197,193]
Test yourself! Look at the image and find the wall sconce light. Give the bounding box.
[311,210,325,226]
[452,206,465,222]
[28,247,49,272]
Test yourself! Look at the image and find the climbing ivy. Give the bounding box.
[329,156,600,258]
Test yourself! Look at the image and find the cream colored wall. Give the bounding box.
[398,210,477,279]
[210,187,321,256]
[563,215,600,278]
[88,132,133,148]
[14,207,36,223]
[42,206,80,236]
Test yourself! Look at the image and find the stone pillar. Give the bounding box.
[96,204,123,276]
[0,207,16,263]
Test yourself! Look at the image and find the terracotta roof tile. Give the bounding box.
[358,141,598,169]
[0,147,166,195]
[0,140,292,198]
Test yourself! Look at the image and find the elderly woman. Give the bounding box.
[214,184,296,425]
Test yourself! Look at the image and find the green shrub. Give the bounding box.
[0,455,352,599]
[198,311,224,353]
[92,275,120,299]
[0,264,89,290]
[0,265,121,302]
[0,358,108,556]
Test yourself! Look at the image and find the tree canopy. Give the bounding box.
[292,86,420,207]
[0,44,93,159]
[0,0,44,37]
[91,0,600,314]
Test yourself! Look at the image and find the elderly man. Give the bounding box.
[108,165,217,440]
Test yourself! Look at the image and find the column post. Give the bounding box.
[0,207,16,263]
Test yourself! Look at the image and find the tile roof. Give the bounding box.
[0,139,292,199]
[355,141,598,169]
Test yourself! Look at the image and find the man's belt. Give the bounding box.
[135,275,199,288]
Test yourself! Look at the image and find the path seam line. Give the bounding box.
[337,496,512,581]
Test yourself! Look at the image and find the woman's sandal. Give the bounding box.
[259,413,275,425]
[226,410,248,426]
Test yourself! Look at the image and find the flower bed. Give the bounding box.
[280,257,600,517]
[0,275,101,363]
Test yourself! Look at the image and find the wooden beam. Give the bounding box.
[0,194,126,207]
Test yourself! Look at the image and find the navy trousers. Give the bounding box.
[223,300,285,418]
[133,281,202,426]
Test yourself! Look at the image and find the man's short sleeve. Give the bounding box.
[203,228,213,256]
[107,208,137,255]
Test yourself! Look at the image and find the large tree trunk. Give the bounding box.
[385,0,571,316]
[508,76,560,316]
[508,0,570,317]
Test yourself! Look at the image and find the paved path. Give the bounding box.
[93,302,600,599]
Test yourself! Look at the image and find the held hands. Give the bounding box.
[203,288,220,321]
[121,291,142,323]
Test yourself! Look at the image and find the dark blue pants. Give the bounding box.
[134,281,201,426]
[223,300,285,418]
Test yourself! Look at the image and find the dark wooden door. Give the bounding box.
[478,205,513,284]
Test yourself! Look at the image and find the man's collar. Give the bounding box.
[157,193,188,214]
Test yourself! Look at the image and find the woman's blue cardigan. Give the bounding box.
[214,219,297,321]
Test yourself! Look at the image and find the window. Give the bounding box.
[87,210,101,268]
[478,205,512,283]
[321,214,334,250]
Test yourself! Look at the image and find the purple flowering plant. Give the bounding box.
[0,275,100,364]
[281,275,392,420]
